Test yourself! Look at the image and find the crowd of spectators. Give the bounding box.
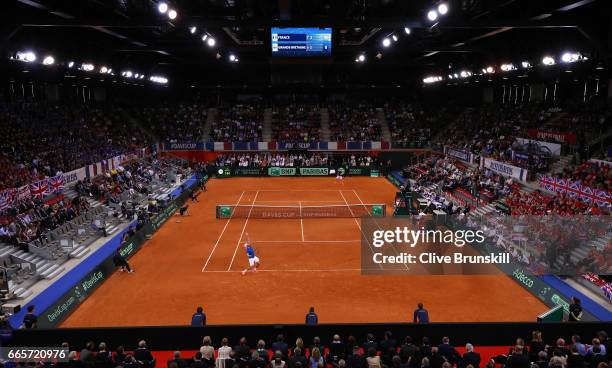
[210,105,263,142]
[14,330,611,368]
[0,195,90,250]
[435,103,553,173]
[272,104,321,143]
[0,101,148,191]
[137,104,207,143]
[328,103,382,142]
[553,161,611,192]
[403,156,513,204]
[214,153,379,168]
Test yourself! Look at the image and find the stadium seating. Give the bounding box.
[210,105,263,142]
[328,103,382,141]
[272,104,321,142]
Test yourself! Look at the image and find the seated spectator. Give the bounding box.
[459,344,481,368]
[168,351,188,368]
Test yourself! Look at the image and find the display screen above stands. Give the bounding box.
[271,27,332,57]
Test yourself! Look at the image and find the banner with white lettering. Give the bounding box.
[444,146,473,163]
[482,158,528,182]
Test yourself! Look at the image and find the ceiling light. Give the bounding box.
[190,26,197,34]
[201,34,208,41]
[158,2,168,13]
[542,56,555,65]
[358,54,366,62]
[68,61,74,68]
[427,10,438,21]
[392,34,398,42]
[382,38,391,47]
[521,61,530,68]
[207,37,216,47]
[404,27,411,35]
[437,3,448,15]
[82,63,94,71]
[100,66,108,73]
[168,9,177,20]
[42,56,55,65]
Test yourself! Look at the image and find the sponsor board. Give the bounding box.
[299,167,329,176]
[233,167,262,176]
[268,167,297,176]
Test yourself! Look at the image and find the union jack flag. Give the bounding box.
[49,175,65,193]
[0,191,11,210]
[580,186,593,204]
[554,178,566,194]
[29,179,50,199]
[567,181,581,198]
[17,185,31,201]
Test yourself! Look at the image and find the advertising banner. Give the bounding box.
[233,167,263,176]
[299,167,329,176]
[482,157,528,182]
[527,129,577,145]
[444,147,473,163]
[268,167,297,176]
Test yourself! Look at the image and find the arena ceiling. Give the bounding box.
[2,0,611,87]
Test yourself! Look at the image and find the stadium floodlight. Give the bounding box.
[438,3,448,15]
[561,52,581,63]
[134,73,140,78]
[423,76,442,84]
[500,63,515,72]
[68,61,75,68]
[382,37,391,47]
[358,54,366,62]
[460,70,468,78]
[448,74,453,79]
[404,27,411,35]
[190,26,197,34]
[392,34,398,42]
[157,2,168,13]
[100,66,108,73]
[168,9,177,20]
[229,54,237,62]
[122,70,133,78]
[521,61,530,68]
[201,34,208,41]
[486,66,494,73]
[542,56,555,65]
[427,10,438,21]
[150,75,168,84]
[17,51,37,62]
[82,63,94,71]
[42,56,55,65]
[139,74,145,79]
[207,37,216,47]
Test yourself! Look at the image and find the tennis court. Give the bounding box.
[61,177,548,327]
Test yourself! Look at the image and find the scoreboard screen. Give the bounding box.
[271,28,332,57]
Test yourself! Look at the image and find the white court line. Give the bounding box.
[339,190,383,270]
[227,190,260,271]
[254,189,350,192]
[251,200,346,203]
[254,240,361,243]
[201,190,245,272]
[299,201,304,241]
[202,268,366,273]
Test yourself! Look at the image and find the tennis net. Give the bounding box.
[216,204,386,219]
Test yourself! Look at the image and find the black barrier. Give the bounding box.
[36,176,206,328]
[9,322,609,350]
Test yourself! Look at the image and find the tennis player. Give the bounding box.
[335,172,344,185]
[241,235,260,275]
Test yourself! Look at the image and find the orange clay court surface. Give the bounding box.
[61,177,548,327]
